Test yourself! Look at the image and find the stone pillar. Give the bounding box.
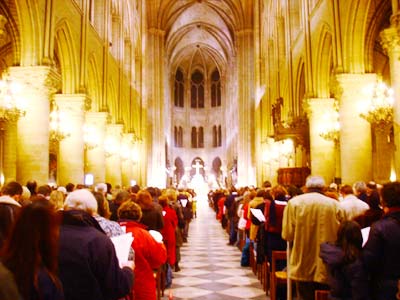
[121,133,134,187]
[306,98,337,183]
[236,29,256,186]
[84,111,108,184]
[381,25,400,179]
[55,94,87,186]
[336,74,376,184]
[1,120,18,183]
[146,28,166,188]
[8,66,60,185]
[372,123,393,183]
[105,123,123,187]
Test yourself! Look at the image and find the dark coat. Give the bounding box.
[320,243,370,300]
[58,210,133,300]
[140,206,164,231]
[362,209,400,300]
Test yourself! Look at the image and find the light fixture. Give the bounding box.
[83,124,99,150]
[0,74,25,122]
[49,103,70,143]
[360,80,394,126]
[319,110,340,144]
[104,136,119,157]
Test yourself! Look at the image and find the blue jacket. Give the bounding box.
[362,209,400,300]
[58,210,133,300]
[320,242,370,300]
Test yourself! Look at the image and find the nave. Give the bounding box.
[163,199,267,300]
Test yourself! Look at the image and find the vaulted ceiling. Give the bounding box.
[147,0,253,76]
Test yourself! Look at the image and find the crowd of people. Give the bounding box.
[208,177,400,300]
[0,180,197,300]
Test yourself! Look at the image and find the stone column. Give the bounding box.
[1,120,18,182]
[121,133,134,187]
[84,111,108,184]
[336,74,377,184]
[306,98,337,183]
[105,123,123,187]
[54,94,87,186]
[236,29,256,186]
[146,28,166,188]
[8,66,60,185]
[381,24,400,178]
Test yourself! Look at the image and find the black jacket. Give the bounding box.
[320,242,370,300]
[58,210,133,300]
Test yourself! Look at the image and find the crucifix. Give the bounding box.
[192,159,203,175]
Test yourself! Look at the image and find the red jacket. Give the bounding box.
[161,206,178,265]
[119,220,167,300]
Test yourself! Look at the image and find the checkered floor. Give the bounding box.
[162,198,268,300]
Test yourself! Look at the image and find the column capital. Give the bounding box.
[85,111,109,126]
[8,66,61,95]
[380,26,400,54]
[304,98,336,118]
[54,94,89,113]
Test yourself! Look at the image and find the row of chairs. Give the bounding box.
[248,244,329,300]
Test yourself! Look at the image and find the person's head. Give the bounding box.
[37,185,52,198]
[118,200,142,221]
[26,180,37,195]
[380,181,400,209]
[2,181,23,199]
[95,183,108,195]
[366,181,377,196]
[21,186,31,202]
[64,189,98,215]
[271,185,288,201]
[353,181,367,196]
[136,190,153,209]
[368,190,381,210]
[49,190,65,210]
[262,180,272,189]
[158,195,169,208]
[92,191,111,218]
[1,200,61,299]
[65,183,75,193]
[340,185,354,196]
[114,190,131,206]
[336,220,363,264]
[305,176,325,192]
[164,188,177,204]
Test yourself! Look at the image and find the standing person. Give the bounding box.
[339,185,369,220]
[158,195,178,268]
[59,189,133,300]
[320,221,370,300]
[363,181,400,300]
[0,181,23,248]
[353,190,383,228]
[282,175,344,300]
[136,190,164,231]
[118,201,167,300]
[1,199,64,300]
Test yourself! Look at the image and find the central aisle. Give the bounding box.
[163,197,267,300]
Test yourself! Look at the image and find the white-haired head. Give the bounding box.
[306,176,325,189]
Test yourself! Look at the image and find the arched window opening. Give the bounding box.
[198,127,204,148]
[174,69,184,107]
[211,69,221,107]
[191,127,197,148]
[191,70,204,108]
[213,126,217,147]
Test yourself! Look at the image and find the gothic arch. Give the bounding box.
[107,79,118,122]
[54,19,79,93]
[294,59,306,116]
[87,53,101,112]
[13,0,41,65]
[315,25,333,98]
[174,157,185,184]
[0,1,20,66]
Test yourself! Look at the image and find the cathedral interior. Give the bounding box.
[0,0,397,189]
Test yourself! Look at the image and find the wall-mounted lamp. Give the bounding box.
[0,75,25,122]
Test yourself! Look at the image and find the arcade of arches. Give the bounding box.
[0,0,397,189]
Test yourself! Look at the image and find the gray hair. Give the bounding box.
[353,181,367,193]
[305,176,325,189]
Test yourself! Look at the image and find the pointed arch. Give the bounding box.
[54,19,79,93]
[294,59,306,116]
[87,53,102,112]
[107,79,118,123]
[315,24,333,98]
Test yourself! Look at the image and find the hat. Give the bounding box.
[57,186,67,195]
[65,189,98,213]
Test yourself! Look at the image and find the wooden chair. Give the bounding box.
[249,242,257,275]
[270,251,287,300]
[315,290,329,300]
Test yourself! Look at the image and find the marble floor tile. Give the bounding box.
[161,198,268,300]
